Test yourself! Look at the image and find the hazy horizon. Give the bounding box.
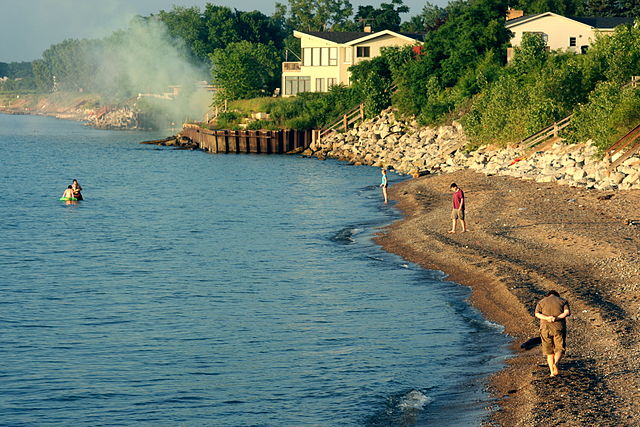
[0,0,448,63]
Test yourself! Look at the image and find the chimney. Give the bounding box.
[506,7,524,21]
[363,25,373,33]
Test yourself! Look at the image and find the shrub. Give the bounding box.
[566,82,640,150]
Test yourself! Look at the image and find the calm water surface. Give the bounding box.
[0,114,509,426]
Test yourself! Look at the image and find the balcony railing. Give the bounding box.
[282,62,301,72]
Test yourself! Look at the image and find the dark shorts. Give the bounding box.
[540,326,566,355]
[451,209,465,220]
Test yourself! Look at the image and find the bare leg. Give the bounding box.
[460,219,467,232]
[382,187,388,204]
[546,354,557,377]
[449,219,456,233]
[553,351,563,375]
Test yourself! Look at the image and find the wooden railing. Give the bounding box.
[204,99,228,123]
[519,114,573,151]
[282,62,302,72]
[606,122,640,171]
[318,103,365,141]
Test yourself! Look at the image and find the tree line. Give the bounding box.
[2,0,640,149]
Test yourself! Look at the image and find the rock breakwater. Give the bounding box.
[307,108,640,191]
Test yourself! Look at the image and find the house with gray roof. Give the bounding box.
[505,11,634,61]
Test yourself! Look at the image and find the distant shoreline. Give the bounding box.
[376,169,640,425]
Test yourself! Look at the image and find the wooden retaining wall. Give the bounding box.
[181,124,315,154]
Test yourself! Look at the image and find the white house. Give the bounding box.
[506,11,634,61]
[281,29,424,96]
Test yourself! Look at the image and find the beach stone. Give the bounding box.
[609,172,626,185]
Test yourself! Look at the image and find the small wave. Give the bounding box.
[330,227,362,244]
[467,317,505,333]
[482,319,505,332]
[398,390,432,411]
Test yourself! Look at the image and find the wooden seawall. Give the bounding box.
[181,124,316,154]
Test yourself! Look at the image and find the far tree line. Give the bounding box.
[1,0,639,100]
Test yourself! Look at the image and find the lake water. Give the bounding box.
[0,114,509,426]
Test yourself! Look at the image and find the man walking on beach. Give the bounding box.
[448,183,466,233]
[535,290,571,377]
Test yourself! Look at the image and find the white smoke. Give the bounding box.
[90,17,211,127]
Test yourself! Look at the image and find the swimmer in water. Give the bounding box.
[71,179,83,201]
[61,185,77,204]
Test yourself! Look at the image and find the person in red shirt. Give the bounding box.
[448,183,467,233]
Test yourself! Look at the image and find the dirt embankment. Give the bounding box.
[0,92,140,129]
[0,92,100,120]
[377,170,640,426]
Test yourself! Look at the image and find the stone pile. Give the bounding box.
[89,108,138,130]
[307,108,640,191]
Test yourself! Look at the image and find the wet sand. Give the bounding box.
[376,170,640,426]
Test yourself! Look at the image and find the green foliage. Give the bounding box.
[276,0,354,31]
[461,20,640,149]
[513,0,581,15]
[156,5,287,65]
[393,0,512,123]
[401,2,447,33]
[210,41,281,100]
[462,47,585,144]
[348,46,413,116]
[515,0,639,16]
[0,61,34,79]
[246,119,279,130]
[268,85,360,129]
[567,83,640,150]
[585,24,640,85]
[213,111,242,129]
[354,0,409,32]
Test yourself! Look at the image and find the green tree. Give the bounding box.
[394,0,512,122]
[276,0,354,31]
[157,6,210,63]
[513,0,581,15]
[210,41,281,100]
[32,59,53,92]
[353,0,409,32]
[401,2,447,33]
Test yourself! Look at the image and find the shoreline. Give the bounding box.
[375,169,640,425]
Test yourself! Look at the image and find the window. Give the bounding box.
[284,76,310,95]
[569,37,577,47]
[312,48,321,66]
[345,47,353,64]
[356,46,370,58]
[303,48,312,66]
[327,78,337,88]
[523,31,548,45]
[329,48,338,66]
[316,78,325,92]
[302,47,338,66]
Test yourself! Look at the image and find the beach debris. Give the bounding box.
[598,194,614,200]
[626,219,639,226]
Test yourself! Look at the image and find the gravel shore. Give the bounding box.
[376,169,640,426]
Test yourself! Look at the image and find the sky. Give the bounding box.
[0,0,449,62]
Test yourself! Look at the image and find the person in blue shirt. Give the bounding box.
[380,169,388,204]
